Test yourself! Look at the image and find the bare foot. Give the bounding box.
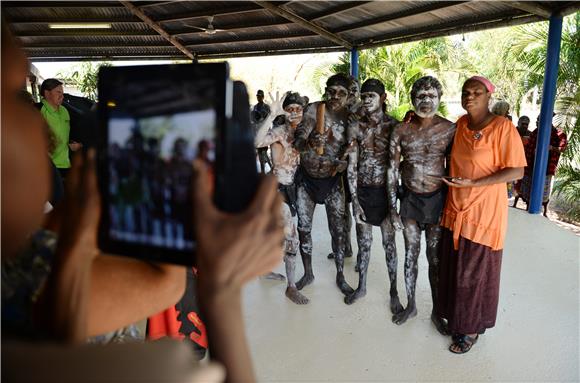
[262,272,286,281]
[286,287,309,304]
[390,295,404,315]
[328,252,353,259]
[336,273,354,296]
[344,288,366,304]
[296,273,314,290]
[431,312,449,335]
[392,305,417,325]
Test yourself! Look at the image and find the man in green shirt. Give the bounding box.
[39,79,82,178]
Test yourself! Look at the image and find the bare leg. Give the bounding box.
[262,272,286,281]
[344,202,353,258]
[354,216,362,271]
[327,201,353,259]
[381,218,403,314]
[326,183,354,296]
[393,217,420,325]
[285,252,309,304]
[257,147,270,174]
[345,222,372,304]
[425,224,448,335]
[296,184,316,290]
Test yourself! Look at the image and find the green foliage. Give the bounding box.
[516,14,580,218]
[57,61,112,101]
[313,37,473,120]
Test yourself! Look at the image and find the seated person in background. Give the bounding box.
[2,23,284,383]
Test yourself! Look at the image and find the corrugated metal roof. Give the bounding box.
[2,1,579,61]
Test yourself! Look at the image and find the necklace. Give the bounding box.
[468,113,494,140]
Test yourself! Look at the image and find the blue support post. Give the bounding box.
[529,13,563,214]
[350,48,359,79]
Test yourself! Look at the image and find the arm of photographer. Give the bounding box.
[40,151,186,342]
[193,160,284,383]
[41,151,284,383]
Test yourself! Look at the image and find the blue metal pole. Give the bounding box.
[529,13,563,214]
[350,48,359,79]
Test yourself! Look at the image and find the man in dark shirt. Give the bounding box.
[252,90,273,173]
[514,115,568,216]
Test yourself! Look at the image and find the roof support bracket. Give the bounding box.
[254,1,352,49]
[119,1,195,60]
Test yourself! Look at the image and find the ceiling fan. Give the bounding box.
[185,16,226,35]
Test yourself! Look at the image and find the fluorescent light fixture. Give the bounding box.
[49,23,112,29]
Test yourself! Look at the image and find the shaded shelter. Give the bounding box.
[3,0,579,214]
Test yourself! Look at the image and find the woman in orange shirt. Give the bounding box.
[438,76,526,354]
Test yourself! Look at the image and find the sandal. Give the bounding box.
[449,334,479,354]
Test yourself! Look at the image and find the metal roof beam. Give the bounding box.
[155,4,265,24]
[5,4,267,24]
[21,32,318,49]
[359,14,542,49]
[556,2,580,17]
[28,55,187,62]
[6,17,141,24]
[138,1,189,9]
[1,1,125,7]
[23,43,173,49]
[119,1,195,59]
[308,2,372,22]
[334,1,467,34]
[197,46,345,60]
[14,21,295,38]
[15,30,159,37]
[186,31,317,47]
[504,2,551,18]
[254,1,352,49]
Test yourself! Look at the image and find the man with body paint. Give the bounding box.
[345,78,399,305]
[387,76,456,334]
[255,91,310,304]
[293,73,354,296]
[327,75,360,263]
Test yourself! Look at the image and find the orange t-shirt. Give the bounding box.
[441,115,527,251]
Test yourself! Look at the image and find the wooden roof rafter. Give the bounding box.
[254,1,353,49]
[119,0,195,60]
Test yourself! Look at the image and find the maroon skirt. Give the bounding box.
[437,228,503,334]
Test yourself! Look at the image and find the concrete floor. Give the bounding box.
[242,208,579,382]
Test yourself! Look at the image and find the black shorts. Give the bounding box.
[278,183,298,216]
[296,167,342,204]
[399,184,446,226]
[357,184,388,226]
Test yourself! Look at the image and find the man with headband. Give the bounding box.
[387,76,456,334]
[344,78,399,305]
[255,91,310,304]
[293,73,354,296]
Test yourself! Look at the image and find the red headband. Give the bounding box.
[467,76,495,93]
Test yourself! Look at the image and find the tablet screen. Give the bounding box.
[98,63,227,263]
